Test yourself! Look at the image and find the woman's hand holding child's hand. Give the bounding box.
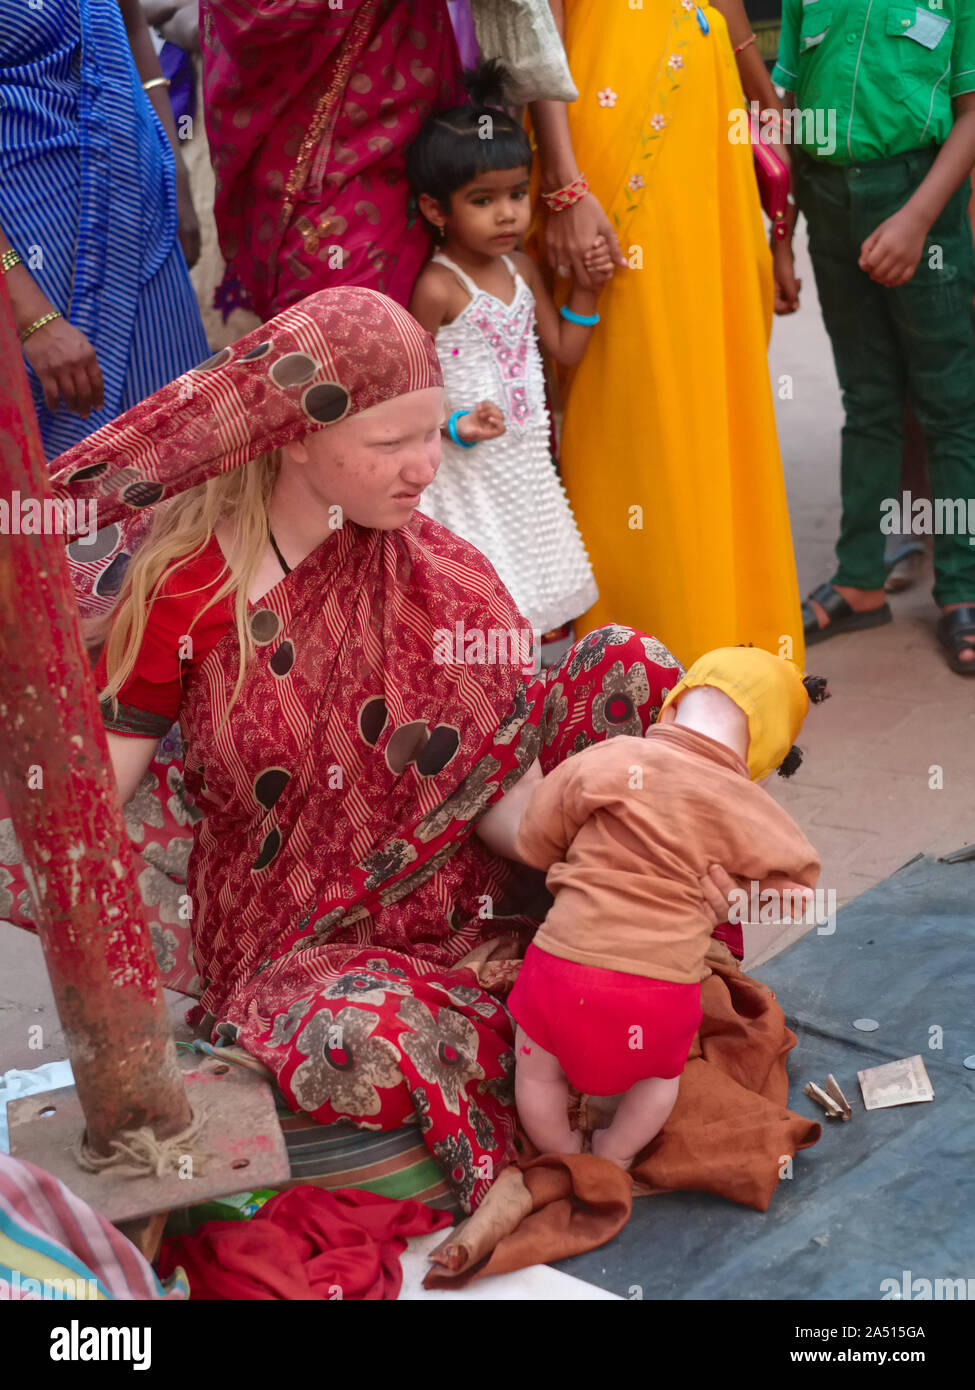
[456,400,506,444]
[545,192,627,290]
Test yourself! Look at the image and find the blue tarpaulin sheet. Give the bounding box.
[554,854,975,1300]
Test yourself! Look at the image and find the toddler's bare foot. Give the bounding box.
[590,1127,634,1170]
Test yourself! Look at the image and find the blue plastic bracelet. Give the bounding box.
[447,409,477,449]
[560,305,600,327]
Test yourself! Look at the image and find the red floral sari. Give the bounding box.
[71,489,686,1213]
[199,598,687,1214]
[110,482,684,1211]
[201,0,463,318]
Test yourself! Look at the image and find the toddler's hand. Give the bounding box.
[456,400,506,443]
[582,234,615,287]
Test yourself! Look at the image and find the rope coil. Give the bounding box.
[74,1104,211,1179]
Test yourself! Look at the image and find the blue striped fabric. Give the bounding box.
[0,0,209,459]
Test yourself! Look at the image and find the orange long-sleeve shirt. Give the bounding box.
[514,724,821,984]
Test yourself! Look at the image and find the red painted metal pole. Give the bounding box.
[0,280,191,1153]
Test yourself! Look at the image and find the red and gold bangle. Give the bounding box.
[734,32,757,55]
[542,173,590,214]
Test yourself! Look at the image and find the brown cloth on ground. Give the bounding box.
[424,940,821,1288]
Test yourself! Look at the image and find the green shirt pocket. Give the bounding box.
[799,4,834,53]
[886,4,952,101]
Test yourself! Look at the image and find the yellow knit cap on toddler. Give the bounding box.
[658,647,811,782]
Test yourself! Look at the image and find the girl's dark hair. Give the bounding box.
[406,59,533,218]
[777,675,830,779]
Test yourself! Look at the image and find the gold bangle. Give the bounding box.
[19,310,62,343]
[142,76,171,93]
[1,248,22,274]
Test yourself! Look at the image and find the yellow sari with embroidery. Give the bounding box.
[539,0,803,668]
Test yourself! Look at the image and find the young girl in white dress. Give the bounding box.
[407,63,611,652]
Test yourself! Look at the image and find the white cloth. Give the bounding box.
[420,252,598,635]
[0,1059,74,1152]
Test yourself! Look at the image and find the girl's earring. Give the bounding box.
[437,223,446,242]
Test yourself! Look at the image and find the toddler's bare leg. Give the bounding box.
[514,1024,583,1155]
[591,1075,680,1170]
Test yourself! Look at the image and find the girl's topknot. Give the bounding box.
[462,57,511,110]
[406,58,533,216]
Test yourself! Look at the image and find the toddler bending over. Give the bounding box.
[506,646,823,1169]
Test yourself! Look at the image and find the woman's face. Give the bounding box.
[280,387,444,530]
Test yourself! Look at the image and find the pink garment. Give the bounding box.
[201,0,464,318]
[507,943,703,1090]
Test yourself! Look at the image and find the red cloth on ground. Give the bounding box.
[157,1186,452,1300]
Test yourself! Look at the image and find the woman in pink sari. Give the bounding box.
[202,0,465,318]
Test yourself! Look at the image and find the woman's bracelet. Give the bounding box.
[142,76,171,92]
[1,248,22,274]
[19,310,62,343]
[560,304,599,327]
[447,409,477,449]
[734,32,757,55]
[542,173,590,214]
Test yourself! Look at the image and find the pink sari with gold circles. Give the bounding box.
[201,0,463,318]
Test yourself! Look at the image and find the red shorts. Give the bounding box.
[507,943,702,1095]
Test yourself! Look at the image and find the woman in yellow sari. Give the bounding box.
[530,0,804,669]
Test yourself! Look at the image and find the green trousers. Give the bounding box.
[797,146,975,605]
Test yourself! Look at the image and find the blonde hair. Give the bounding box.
[94,452,281,726]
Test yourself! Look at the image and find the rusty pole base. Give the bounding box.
[7,1058,290,1226]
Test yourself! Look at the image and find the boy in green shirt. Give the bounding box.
[773,1,975,673]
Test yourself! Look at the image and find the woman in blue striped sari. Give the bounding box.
[0,0,209,460]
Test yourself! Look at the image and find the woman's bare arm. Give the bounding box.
[105,732,159,808]
[1,221,105,415]
[475,760,543,861]
[116,0,200,266]
[527,0,627,287]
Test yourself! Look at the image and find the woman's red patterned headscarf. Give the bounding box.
[49,288,442,608]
